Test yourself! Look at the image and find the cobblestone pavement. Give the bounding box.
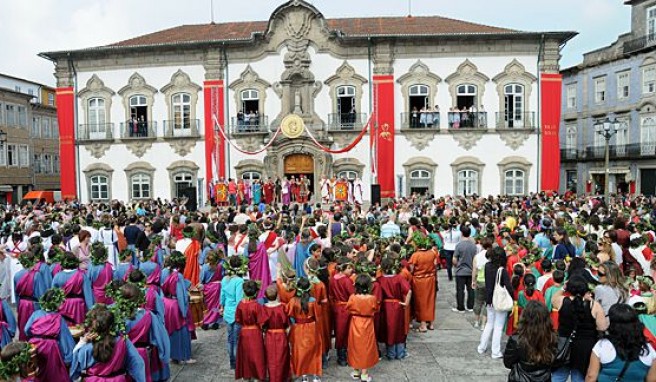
[170,270,509,382]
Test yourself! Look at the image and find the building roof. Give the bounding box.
[0,73,54,89]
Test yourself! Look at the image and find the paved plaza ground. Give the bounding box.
[170,270,510,382]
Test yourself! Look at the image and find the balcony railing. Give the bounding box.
[447,111,487,129]
[327,113,367,131]
[163,119,200,138]
[399,112,440,129]
[119,121,157,139]
[77,123,114,141]
[561,143,656,161]
[495,112,536,129]
[623,33,656,54]
[229,115,269,135]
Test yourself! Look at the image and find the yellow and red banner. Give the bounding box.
[540,73,562,192]
[373,75,395,199]
[335,182,349,201]
[56,87,77,200]
[204,80,225,184]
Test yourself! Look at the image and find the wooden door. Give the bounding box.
[284,154,314,174]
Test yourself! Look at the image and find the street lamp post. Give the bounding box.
[594,114,618,206]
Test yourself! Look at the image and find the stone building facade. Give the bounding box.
[42,0,574,203]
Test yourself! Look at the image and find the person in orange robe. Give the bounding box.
[330,257,355,366]
[346,274,380,382]
[276,268,297,304]
[306,258,330,360]
[180,226,201,286]
[235,280,266,381]
[409,237,438,332]
[260,285,291,382]
[287,277,322,381]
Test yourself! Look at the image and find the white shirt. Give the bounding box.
[593,339,656,367]
[611,242,623,266]
[233,214,250,226]
[81,226,99,243]
[442,228,461,251]
[537,273,553,292]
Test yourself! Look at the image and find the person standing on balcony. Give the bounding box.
[426,106,434,128]
[419,106,427,128]
[479,105,486,128]
[237,110,244,132]
[411,107,419,128]
[244,111,250,131]
[130,116,138,137]
[434,105,440,128]
[461,107,471,128]
[138,115,146,137]
[452,107,461,129]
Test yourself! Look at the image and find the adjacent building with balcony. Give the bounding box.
[560,0,656,195]
[41,0,573,203]
[0,74,59,204]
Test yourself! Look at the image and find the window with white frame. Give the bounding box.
[594,123,606,155]
[408,84,430,112]
[504,84,525,127]
[48,93,55,106]
[53,155,59,173]
[0,143,5,166]
[615,118,629,155]
[14,86,20,93]
[457,169,478,196]
[52,119,59,138]
[172,93,191,130]
[32,117,40,137]
[565,125,577,157]
[7,144,17,167]
[504,169,525,195]
[131,173,151,199]
[410,170,431,179]
[90,175,109,201]
[337,170,358,180]
[648,6,656,39]
[88,98,107,135]
[42,154,51,174]
[42,118,51,138]
[240,89,260,115]
[566,83,577,109]
[33,154,41,174]
[594,76,606,103]
[641,116,656,155]
[241,171,261,182]
[17,106,27,127]
[18,145,28,167]
[5,104,16,126]
[617,71,630,99]
[456,84,477,109]
[644,65,656,95]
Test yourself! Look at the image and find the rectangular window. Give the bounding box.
[644,65,656,94]
[18,145,28,167]
[566,83,577,109]
[32,117,40,137]
[42,118,51,138]
[5,104,16,125]
[48,93,55,106]
[27,89,34,96]
[14,86,20,93]
[53,155,60,173]
[52,119,59,138]
[648,6,656,39]
[42,154,51,174]
[0,143,5,166]
[617,71,630,99]
[17,106,27,127]
[594,76,606,103]
[7,144,17,166]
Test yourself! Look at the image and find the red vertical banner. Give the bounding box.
[56,87,76,200]
[540,73,562,192]
[373,75,395,199]
[203,80,225,187]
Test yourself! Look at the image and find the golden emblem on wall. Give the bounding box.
[281,114,305,139]
[379,123,392,141]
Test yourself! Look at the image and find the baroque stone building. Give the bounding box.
[41,0,574,203]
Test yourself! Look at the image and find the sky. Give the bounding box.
[0,0,632,86]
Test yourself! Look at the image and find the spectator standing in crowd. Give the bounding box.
[478,246,513,359]
[452,225,477,313]
[594,261,629,316]
[441,219,461,282]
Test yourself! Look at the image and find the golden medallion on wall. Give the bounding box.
[281,114,305,139]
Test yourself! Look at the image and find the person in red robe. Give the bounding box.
[180,226,201,286]
[235,280,266,381]
[290,177,300,203]
[260,285,291,382]
[378,257,412,360]
[263,179,275,205]
[237,179,245,206]
[287,277,322,380]
[330,257,355,366]
[347,275,380,382]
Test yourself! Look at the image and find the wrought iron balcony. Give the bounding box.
[163,119,200,138]
[228,115,269,135]
[495,112,537,129]
[399,112,440,130]
[447,111,488,129]
[327,113,367,131]
[77,123,114,141]
[119,121,157,139]
[561,143,654,162]
[623,33,656,55]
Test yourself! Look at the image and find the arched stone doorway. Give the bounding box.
[284,153,315,196]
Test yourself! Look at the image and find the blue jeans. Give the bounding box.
[386,343,407,360]
[226,322,241,369]
[551,367,585,382]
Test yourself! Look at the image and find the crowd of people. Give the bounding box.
[1,192,656,381]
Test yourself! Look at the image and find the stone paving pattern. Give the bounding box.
[170,271,509,381]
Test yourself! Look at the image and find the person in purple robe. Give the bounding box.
[47,245,65,278]
[0,341,37,381]
[120,283,170,382]
[127,269,165,326]
[136,252,165,319]
[69,306,145,382]
[88,243,114,305]
[244,180,252,205]
[14,251,47,341]
[199,250,224,330]
[244,228,271,300]
[160,251,196,364]
[0,294,16,348]
[114,249,134,281]
[51,252,94,326]
[25,287,74,382]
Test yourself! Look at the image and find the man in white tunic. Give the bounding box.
[353,177,364,205]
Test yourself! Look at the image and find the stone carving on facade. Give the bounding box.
[498,129,532,151]
[492,60,537,128]
[235,136,264,153]
[160,70,202,124]
[401,130,439,151]
[125,140,153,158]
[167,139,196,156]
[445,60,490,108]
[398,61,442,113]
[229,66,272,119]
[78,75,115,124]
[449,130,484,150]
[234,159,265,179]
[84,143,111,159]
[118,72,158,123]
[329,131,359,147]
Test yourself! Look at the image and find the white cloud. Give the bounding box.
[0,0,632,85]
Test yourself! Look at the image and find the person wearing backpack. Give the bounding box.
[478,246,513,359]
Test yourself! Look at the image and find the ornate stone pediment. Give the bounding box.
[497,128,533,150]
[84,143,111,159]
[449,129,484,150]
[400,129,439,151]
[125,140,153,158]
[235,136,264,153]
[167,139,196,156]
